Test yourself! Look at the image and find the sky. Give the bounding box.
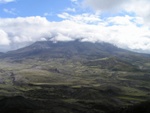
[0,0,150,53]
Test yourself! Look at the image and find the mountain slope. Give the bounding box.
[0,41,150,113]
[0,40,145,60]
[1,40,149,72]
[0,52,3,55]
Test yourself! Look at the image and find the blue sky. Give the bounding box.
[0,0,75,20]
[0,0,150,53]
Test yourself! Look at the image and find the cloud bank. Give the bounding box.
[0,14,150,52]
[83,0,150,24]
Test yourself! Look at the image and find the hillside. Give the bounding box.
[0,52,3,55]
[0,40,150,113]
[0,40,137,59]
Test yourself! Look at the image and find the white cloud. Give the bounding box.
[0,16,50,44]
[83,0,150,25]
[106,15,144,26]
[0,29,10,45]
[0,0,15,3]
[83,0,127,12]
[3,8,16,15]
[65,8,76,12]
[43,12,53,17]
[0,14,150,53]
[58,12,101,24]
[71,0,78,2]
[124,0,150,23]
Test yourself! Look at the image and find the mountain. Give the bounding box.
[0,40,150,113]
[1,40,150,72]
[1,40,148,60]
[0,52,3,55]
[1,41,122,59]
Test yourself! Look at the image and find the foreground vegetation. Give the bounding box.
[0,57,150,113]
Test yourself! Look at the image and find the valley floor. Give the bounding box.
[0,58,150,113]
